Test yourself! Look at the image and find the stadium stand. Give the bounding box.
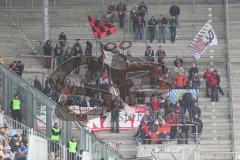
[0,0,240,160]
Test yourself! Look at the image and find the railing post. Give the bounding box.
[31,0,34,9]
[53,0,56,8]
[20,13,22,29]
[9,0,11,9]
[62,144,66,160]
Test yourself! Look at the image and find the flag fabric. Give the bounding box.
[102,50,126,70]
[188,22,218,59]
[88,16,116,39]
[170,89,198,104]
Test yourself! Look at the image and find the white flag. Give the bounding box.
[188,22,218,59]
[103,50,126,70]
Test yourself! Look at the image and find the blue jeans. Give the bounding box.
[134,137,143,145]
[205,81,210,97]
[170,27,176,42]
[211,85,219,102]
[135,27,143,40]
[159,27,166,42]
[175,14,180,25]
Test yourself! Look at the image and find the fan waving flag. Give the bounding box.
[188,22,218,59]
[88,16,116,39]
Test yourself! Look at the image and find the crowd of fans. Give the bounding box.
[43,32,93,69]
[132,49,223,145]
[106,1,180,43]
[8,61,24,77]
[0,110,28,160]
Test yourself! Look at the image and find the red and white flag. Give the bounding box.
[102,50,126,70]
[188,22,218,59]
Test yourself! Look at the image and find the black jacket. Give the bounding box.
[158,17,168,27]
[34,79,43,91]
[169,5,180,16]
[72,42,83,55]
[43,44,53,56]
[133,128,146,139]
[148,18,157,31]
[192,118,203,134]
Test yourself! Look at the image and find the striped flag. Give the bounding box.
[170,89,198,104]
[188,22,218,59]
[102,50,126,70]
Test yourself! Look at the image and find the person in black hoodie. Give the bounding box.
[158,14,168,43]
[138,1,147,19]
[58,32,67,47]
[148,16,157,43]
[16,61,24,77]
[43,40,53,68]
[169,2,180,25]
[71,39,83,56]
[85,41,93,56]
[33,76,42,92]
[116,2,126,29]
[192,114,203,144]
[134,15,145,40]
[133,125,146,145]
[191,102,201,120]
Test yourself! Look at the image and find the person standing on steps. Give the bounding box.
[135,15,145,41]
[169,16,177,43]
[158,14,168,43]
[34,76,43,92]
[15,60,24,77]
[51,123,61,152]
[67,137,78,160]
[169,2,180,25]
[210,70,219,102]
[43,40,53,69]
[116,2,126,29]
[148,16,157,43]
[203,68,212,97]
[155,46,166,64]
[111,97,122,133]
[10,95,22,123]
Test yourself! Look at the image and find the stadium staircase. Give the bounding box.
[228,0,240,154]
[97,2,232,160]
[0,0,237,159]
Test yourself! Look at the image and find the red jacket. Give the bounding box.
[210,75,218,86]
[203,71,212,81]
[151,98,160,112]
[174,74,186,88]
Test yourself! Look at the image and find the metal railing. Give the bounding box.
[3,113,83,160]
[0,64,124,160]
[224,0,236,153]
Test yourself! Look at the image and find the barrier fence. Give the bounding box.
[0,64,124,160]
[3,113,83,160]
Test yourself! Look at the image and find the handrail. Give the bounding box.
[169,152,178,160]
[224,0,235,153]
[150,151,159,160]
[0,64,125,159]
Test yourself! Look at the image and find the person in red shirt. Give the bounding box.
[141,122,151,144]
[151,97,160,119]
[210,71,219,102]
[167,112,179,139]
[203,68,212,97]
[157,120,171,144]
[173,71,186,89]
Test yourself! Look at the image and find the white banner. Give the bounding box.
[188,22,218,59]
[103,50,126,70]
